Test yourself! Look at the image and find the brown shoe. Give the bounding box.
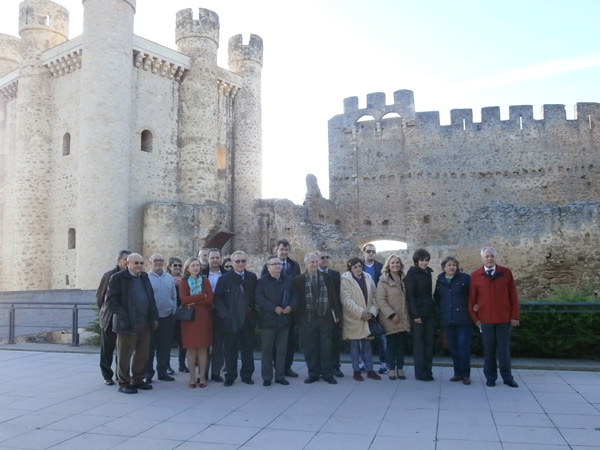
[353,371,364,381]
[462,377,471,385]
[367,370,381,380]
[450,375,463,382]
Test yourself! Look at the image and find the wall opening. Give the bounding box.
[141,130,153,153]
[217,146,227,169]
[68,228,76,249]
[364,239,408,252]
[62,132,70,156]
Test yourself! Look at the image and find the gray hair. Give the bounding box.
[304,252,319,264]
[480,246,497,257]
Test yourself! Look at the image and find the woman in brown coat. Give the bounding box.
[376,255,411,380]
[180,257,213,388]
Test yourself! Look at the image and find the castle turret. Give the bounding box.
[176,8,220,204]
[228,34,263,252]
[0,33,21,76]
[75,0,135,288]
[2,0,68,289]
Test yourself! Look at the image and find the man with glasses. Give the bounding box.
[362,243,389,374]
[96,249,131,385]
[214,251,258,386]
[106,253,159,394]
[144,253,177,384]
[317,249,344,377]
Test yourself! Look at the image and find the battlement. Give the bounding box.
[175,8,220,47]
[19,0,69,41]
[0,34,21,77]
[337,90,600,130]
[228,34,263,67]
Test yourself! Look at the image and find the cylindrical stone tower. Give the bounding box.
[3,0,68,290]
[76,0,135,288]
[0,33,21,76]
[176,8,220,204]
[228,34,263,252]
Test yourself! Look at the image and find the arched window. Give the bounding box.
[62,132,70,156]
[68,228,76,249]
[141,130,153,153]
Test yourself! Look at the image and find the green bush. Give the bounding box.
[511,286,600,359]
[84,307,101,346]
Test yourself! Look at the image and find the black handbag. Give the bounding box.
[368,317,385,337]
[175,305,195,321]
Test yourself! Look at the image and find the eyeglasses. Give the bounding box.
[152,259,164,262]
[233,259,247,264]
[224,265,232,269]
[351,264,363,269]
[320,256,330,259]
[268,262,282,266]
[132,261,144,265]
[365,250,376,254]
[171,263,181,268]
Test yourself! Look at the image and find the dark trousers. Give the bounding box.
[116,321,152,387]
[331,322,343,370]
[302,316,333,379]
[172,319,187,369]
[285,314,297,370]
[445,324,473,378]
[481,322,513,383]
[375,333,388,365]
[223,320,255,382]
[261,327,289,381]
[210,311,225,377]
[387,331,409,371]
[146,314,175,379]
[412,316,435,379]
[99,325,117,380]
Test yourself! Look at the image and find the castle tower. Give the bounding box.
[228,34,263,252]
[176,8,220,205]
[2,0,68,290]
[0,34,21,76]
[75,0,135,288]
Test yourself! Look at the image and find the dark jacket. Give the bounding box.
[106,269,159,334]
[434,271,472,327]
[213,270,258,333]
[291,271,342,325]
[256,273,294,328]
[96,265,121,330]
[404,265,435,320]
[261,258,301,278]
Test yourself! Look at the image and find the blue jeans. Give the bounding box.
[445,324,472,378]
[376,334,388,365]
[350,339,373,372]
[481,322,513,383]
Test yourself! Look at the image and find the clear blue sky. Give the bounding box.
[2,0,599,205]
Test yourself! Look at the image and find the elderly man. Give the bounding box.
[292,252,342,384]
[202,248,228,382]
[213,250,258,386]
[96,249,131,385]
[256,256,294,386]
[144,253,177,383]
[106,253,158,394]
[469,246,520,388]
[198,248,210,271]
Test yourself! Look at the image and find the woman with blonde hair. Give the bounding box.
[341,257,381,381]
[376,255,411,380]
[179,257,213,388]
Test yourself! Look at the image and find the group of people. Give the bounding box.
[96,241,520,394]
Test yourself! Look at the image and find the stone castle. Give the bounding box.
[1,0,598,298]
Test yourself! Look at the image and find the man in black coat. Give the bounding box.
[213,251,258,386]
[96,249,131,385]
[106,253,159,394]
[292,253,342,384]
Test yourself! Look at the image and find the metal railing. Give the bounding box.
[0,300,97,346]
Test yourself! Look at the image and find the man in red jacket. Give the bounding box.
[469,247,520,388]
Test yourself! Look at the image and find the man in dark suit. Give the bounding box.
[261,238,301,377]
[213,250,258,386]
[362,243,388,374]
[292,252,342,384]
[96,249,131,385]
[318,249,344,377]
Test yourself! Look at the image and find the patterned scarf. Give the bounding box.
[304,271,329,318]
[187,276,203,295]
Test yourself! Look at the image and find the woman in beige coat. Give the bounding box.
[376,255,411,380]
[341,257,380,381]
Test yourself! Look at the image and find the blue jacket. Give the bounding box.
[434,271,472,327]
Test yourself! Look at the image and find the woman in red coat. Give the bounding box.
[180,257,213,388]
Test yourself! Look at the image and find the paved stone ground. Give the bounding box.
[0,346,599,449]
